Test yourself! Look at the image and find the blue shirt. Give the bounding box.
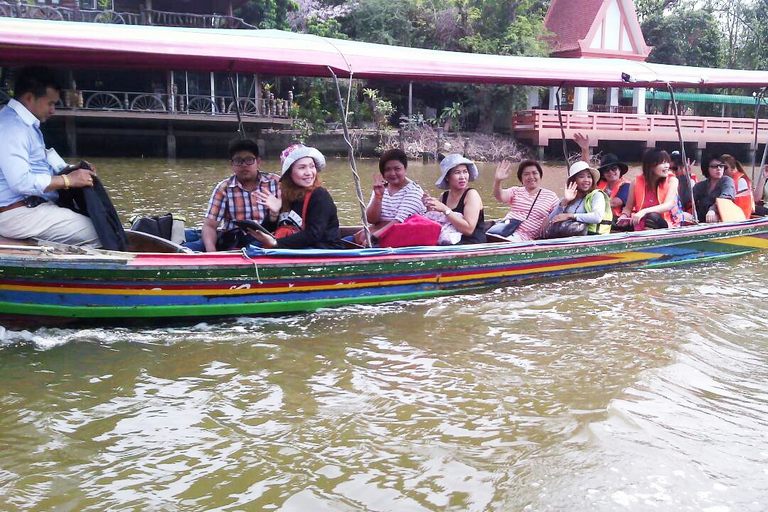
[0,99,60,207]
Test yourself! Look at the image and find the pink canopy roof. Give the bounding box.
[1,17,767,89]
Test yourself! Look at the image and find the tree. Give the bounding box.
[642,7,723,68]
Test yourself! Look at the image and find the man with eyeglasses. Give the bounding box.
[186,138,279,252]
[692,154,735,223]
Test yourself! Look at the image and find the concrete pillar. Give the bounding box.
[537,145,545,161]
[408,81,413,118]
[587,87,595,108]
[632,87,646,115]
[548,86,561,110]
[210,72,216,114]
[65,116,77,157]
[608,87,619,110]
[527,88,540,109]
[573,87,589,112]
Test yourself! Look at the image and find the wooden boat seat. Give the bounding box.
[0,235,38,247]
[125,229,190,253]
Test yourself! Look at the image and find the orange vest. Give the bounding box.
[731,170,755,218]
[597,177,630,217]
[632,173,682,228]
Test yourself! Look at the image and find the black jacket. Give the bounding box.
[262,187,342,249]
[56,173,128,251]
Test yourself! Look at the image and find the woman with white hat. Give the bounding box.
[423,153,486,244]
[544,161,611,238]
[250,144,342,249]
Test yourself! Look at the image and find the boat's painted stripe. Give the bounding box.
[711,235,768,249]
[0,250,663,297]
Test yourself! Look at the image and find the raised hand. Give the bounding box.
[563,181,578,203]
[372,173,386,197]
[253,189,281,216]
[573,132,590,150]
[494,160,512,182]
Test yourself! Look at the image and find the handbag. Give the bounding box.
[274,190,313,238]
[487,189,542,238]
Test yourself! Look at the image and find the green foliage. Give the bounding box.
[236,0,295,30]
[642,7,723,68]
[440,101,462,131]
[288,78,335,142]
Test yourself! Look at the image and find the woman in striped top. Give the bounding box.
[491,160,559,241]
[353,148,426,245]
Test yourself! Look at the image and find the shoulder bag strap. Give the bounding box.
[525,189,542,220]
[300,189,314,231]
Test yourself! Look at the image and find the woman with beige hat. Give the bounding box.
[544,161,611,238]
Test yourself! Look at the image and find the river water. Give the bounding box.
[1,158,768,511]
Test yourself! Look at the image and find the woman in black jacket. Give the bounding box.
[251,144,342,249]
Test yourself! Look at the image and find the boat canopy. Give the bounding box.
[1,17,768,89]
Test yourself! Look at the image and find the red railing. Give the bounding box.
[512,110,768,135]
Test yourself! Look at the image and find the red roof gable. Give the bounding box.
[543,0,651,61]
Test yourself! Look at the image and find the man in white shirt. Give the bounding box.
[0,66,100,247]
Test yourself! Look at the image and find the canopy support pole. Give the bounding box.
[752,88,766,183]
[668,84,698,223]
[227,68,246,140]
[328,67,372,247]
[554,83,569,171]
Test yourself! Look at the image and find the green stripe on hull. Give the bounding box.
[0,289,457,319]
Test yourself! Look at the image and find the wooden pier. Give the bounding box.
[513,110,767,161]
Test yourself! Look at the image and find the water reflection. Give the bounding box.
[0,160,767,510]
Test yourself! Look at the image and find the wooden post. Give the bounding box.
[254,74,261,114]
[65,117,77,158]
[167,121,176,161]
[435,127,443,161]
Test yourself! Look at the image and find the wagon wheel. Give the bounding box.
[130,94,167,112]
[0,4,12,17]
[85,92,124,110]
[187,97,217,114]
[31,7,64,20]
[227,99,259,116]
[94,11,126,24]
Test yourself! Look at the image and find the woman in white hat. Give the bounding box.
[423,153,486,244]
[250,144,342,249]
[544,161,611,238]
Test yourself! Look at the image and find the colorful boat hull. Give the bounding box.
[1,219,768,325]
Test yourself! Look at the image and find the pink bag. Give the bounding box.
[377,214,441,248]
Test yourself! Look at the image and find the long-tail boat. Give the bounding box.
[2,17,768,326]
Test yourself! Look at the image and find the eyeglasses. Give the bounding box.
[231,157,257,166]
[709,164,726,169]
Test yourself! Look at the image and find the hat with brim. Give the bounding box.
[435,153,479,190]
[597,153,628,177]
[567,161,600,186]
[280,144,326,178]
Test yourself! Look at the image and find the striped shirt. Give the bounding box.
[370,179,426,222]
[205,172,280,230]
[502,186,559,241]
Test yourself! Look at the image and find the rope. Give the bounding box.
[328,66,372,247]
[241,247,263,284]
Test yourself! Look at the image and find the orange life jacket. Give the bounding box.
[731,170,755,218]
[597,177,630,217]
[632,172,683,228]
